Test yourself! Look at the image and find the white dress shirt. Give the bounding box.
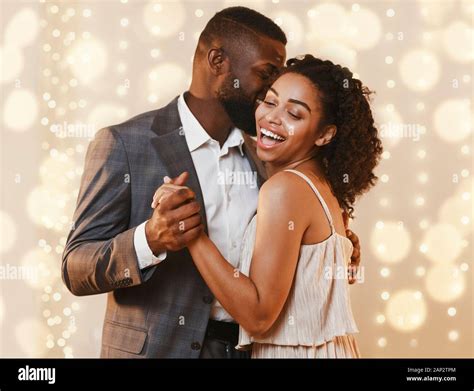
[134,93,259,322]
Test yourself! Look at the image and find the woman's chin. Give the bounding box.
[256,147,273,163]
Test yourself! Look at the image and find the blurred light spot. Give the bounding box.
[439,194,473,237]
[399,50,440,91]
[68,39,108,84]
[418,0,454,26]
[87,103,128,132]
[380,267,390,277]
[271,11,304,47]
[415,266,426,277]
[385,289,427,332]
[0,210,17,254]
[313,42,357,69]
[143,0,186,38]
[443,21,474,63]
[345,7,382,50]
[415,196,425,206]
[448,330,459,341]
[147,63,187,105]
[371,221,411,263]
[307,3,348,41]
[5,8,39,47]
[26,186,72,230]
[0,45,24,83]
[377,337,387,347]
[21,248,59,289]
[422,223,463,263]
[3,89,38,131]
[0,296,4,324]
[425,264,465,303]
[447,307,457,316]
[418,172,428,184]
[16,319,49,357]
[434,99,472,143]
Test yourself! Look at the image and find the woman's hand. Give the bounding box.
[151,172,189,208]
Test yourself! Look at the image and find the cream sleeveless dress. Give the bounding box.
[236,169,361,358]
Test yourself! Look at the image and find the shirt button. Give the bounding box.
[191,342,201,350]
[202,295,213,304]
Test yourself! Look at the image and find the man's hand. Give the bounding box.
[145,172,204,253]
[343,211,361,285]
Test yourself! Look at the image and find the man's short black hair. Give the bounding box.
[197,6,287,58]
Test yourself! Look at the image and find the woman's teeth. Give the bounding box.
[260,128,286,142]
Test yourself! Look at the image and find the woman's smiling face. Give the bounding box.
[255,72,335,167]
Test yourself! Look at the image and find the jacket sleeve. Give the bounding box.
[62,127,147,296]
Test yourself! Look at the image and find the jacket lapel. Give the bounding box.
[150,97,208,233]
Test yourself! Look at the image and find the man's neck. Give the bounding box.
[183,90,233,147]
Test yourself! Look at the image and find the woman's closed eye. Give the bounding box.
[263,100,277,107]
[288,111,301,120]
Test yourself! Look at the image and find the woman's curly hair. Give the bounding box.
[281,54,383,218]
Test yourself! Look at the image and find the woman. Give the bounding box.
[161,55,382,358]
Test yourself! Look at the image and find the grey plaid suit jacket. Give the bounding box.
[62,97,266,358]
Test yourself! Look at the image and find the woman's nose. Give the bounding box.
[266,108,282,125]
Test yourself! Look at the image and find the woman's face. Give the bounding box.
[255,72,331,166]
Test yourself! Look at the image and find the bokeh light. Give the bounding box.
[3,89,38,131]
[15,319,49,357]
[370,221,411,263]
[143,1,186,38]
[21,248,60,289]
[385,290,427,332]
[0,45,24,83]
[0,210,17,254]
[425,264,466,303]
[87,103,129,132]
[442,21,474,63]
[147,63,187,105]
[67,38,108,84]
[0,0,471,360]
[421,223,463,264]
[398,49,440,92]
[434,99,472,143]
[4,8,39,48]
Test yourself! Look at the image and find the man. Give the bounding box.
[62,6,361,358]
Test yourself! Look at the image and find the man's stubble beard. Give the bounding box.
[217,73,257,136]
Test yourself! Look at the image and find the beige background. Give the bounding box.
[0,0,472,358]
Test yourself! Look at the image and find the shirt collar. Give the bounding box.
[177,93,245,156]
[177,93,211,152]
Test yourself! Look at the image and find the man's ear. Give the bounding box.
[208,48,228,76]
[315,125,337,147]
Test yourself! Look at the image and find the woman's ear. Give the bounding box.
[315,125,337,146]
[208,48,228,76]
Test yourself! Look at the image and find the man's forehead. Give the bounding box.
[253,39,286,68]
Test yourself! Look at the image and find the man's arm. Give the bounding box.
[62,127,144,296]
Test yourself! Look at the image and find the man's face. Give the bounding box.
[217,36,286,135]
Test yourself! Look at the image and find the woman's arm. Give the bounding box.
[188,172,309,337]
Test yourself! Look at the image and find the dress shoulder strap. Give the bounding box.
[284,169,335,234]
